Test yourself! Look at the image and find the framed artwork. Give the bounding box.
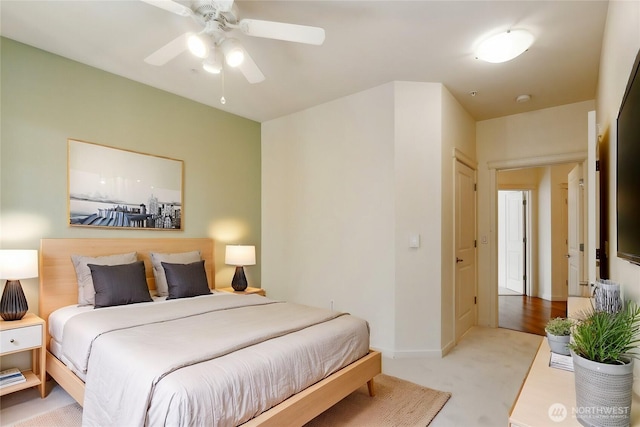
[68,139,184,230]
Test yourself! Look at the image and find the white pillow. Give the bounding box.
[71,252,138,306]
[150,251,201,296]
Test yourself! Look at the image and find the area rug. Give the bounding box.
[13,374,450,427]
[13,401,82,427]
[305,374,451,426]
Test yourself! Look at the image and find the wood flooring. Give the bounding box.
[499,295,567,336]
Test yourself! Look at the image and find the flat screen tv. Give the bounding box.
[617,49,640,265]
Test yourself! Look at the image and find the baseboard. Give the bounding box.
[371,343,453,359]
[441,339,456,356]
[382,349,444,359]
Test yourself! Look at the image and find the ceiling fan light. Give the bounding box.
[187,34,209,59]
[475,29,534,63]
[202,51,222,74]
[203,61,221,74]
[221,38,245,67]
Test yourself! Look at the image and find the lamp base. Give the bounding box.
[231,266,248,292]
[0,280,28,321]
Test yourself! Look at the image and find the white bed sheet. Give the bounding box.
[47,292,230,382]
[48,293,371,427]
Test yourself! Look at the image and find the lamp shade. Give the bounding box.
[0,250,38,280]
[225,245,256,266]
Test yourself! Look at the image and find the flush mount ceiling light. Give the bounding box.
[475,29,534,63]
[516,94,531,103]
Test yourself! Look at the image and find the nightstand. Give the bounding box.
[217,286,266,296]
[0,313,46,398]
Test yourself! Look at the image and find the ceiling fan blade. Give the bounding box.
[236,46,265,84]
[144,32,191,66]
[140,0,193,17]
[238,19,325,45]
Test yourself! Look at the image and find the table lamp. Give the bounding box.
[0,249,38,321]
[225,245,256,292]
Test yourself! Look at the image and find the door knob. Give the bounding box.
[456,257,464,263]
[565,254,571,258]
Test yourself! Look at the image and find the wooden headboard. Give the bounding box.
[39,238,215,328]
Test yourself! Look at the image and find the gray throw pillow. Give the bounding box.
[71,252,138,305]
[150,251,201,296]
[162,260,211,300]
[88,261,153,308]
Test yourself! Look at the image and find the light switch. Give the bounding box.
[409,234,420,248]
[481,235,488,244]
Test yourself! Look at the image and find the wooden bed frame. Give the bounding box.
[39,238,381,426]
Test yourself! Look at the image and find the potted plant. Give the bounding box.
[568,301,640,427]
[545,317,573,355]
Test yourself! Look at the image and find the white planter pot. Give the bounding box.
[546,333,571,356]
[571,350,634,427]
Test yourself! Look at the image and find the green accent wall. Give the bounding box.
[0,37,261,316]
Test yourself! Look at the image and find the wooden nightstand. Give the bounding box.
[217,286,266,296]
[0,313,46,398]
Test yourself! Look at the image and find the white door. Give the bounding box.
[455,160,477,342]
[568,165,584,296]
[503,191,525,294]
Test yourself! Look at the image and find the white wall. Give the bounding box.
[538,168,553,300]
[594,0,640,394]
[262,81,475,356]
[262,0,637,361]
[262,83,397,352]
[596,0,640,302]
[440,88,477,350]
[393,82,444,354]
[476,100,595,326]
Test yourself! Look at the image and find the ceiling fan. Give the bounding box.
[141,0,326,83]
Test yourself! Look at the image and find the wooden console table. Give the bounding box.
[509,297,640,426]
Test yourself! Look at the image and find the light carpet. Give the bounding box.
[13,374,450,427]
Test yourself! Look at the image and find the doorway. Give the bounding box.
[496,164,578,335]
[498,190,529,296]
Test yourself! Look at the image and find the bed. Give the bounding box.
[39,238,381,426]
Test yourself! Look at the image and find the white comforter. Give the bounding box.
[62,294,369,427]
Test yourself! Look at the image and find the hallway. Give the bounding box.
[499,295,567,336]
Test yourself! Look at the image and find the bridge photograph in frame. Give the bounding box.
[68,139,183,230]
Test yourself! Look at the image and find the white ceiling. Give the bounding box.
[1,0,608,123]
